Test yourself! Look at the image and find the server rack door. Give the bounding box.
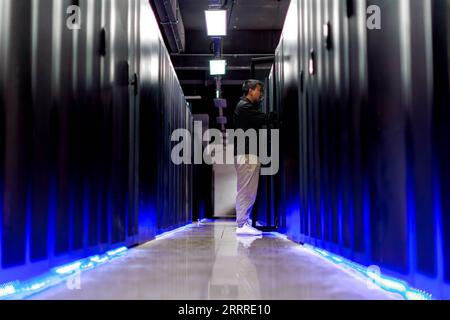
[0,0,34,272]
[432,0,450,285]
[129,0,141,240]
[346,0,369,261]
[136,0,160,241]
[366,0,409,274]
[281,0,301,242]
[101,0,131,245]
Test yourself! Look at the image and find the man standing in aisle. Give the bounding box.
[233,79,275,236]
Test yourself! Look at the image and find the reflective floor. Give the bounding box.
[31,220,401,300]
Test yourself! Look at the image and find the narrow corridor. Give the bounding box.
[31,221,399,300]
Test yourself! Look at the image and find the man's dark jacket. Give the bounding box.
[233,97,270,156]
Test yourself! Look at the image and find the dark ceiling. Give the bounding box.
[179,0,290,31]
[173,0,290,84]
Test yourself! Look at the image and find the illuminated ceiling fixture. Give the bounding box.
[205,10,227,36]
[209,59,227,75]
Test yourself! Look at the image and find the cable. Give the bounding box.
[160,0,180,25]
[228,0,235,31]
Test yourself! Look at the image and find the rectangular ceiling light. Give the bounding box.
[209,60,226,75]
[205,10,227,36]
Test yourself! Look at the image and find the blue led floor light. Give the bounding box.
[0,246,128,300]
[302,244,432,300]
[0,222,197,299]
[155,224,193,240]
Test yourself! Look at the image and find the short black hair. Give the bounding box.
[242,79,264,96]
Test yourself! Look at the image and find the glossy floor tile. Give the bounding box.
[30,220,401,300]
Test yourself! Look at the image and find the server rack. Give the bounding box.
[267,0,450,298]
[0,0,193,285]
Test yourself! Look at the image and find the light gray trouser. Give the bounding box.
[235,155,261,228]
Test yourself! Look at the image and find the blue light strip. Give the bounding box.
[1,221,196,300]
[301,244,432,300]
[267,232,432,300]
[267,232,288,240]
[0,246,128,300]
[155,224,192,240]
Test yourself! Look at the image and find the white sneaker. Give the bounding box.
[236,224,263,236]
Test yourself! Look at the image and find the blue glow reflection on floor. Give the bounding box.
[0,246,128,300]
[0,223,198,300]
[267,232,432,300]
[2,223,198,299]
[155,224,193,240]
[302,243,433,300]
